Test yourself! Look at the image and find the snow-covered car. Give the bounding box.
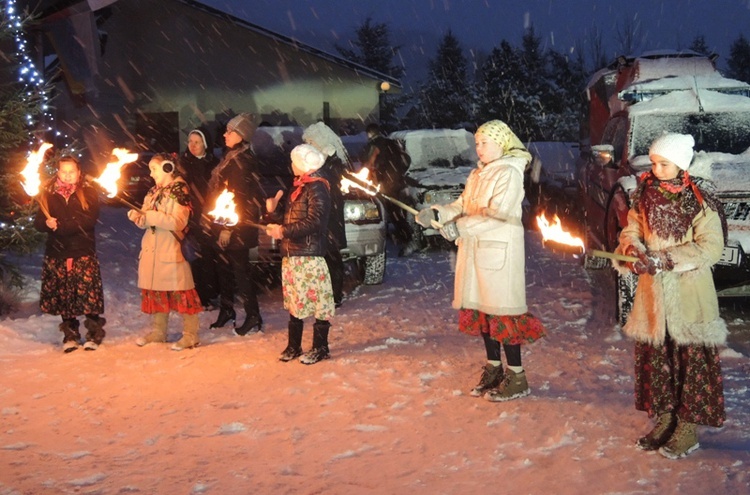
[578,50,750,324]
[251,127,387,285]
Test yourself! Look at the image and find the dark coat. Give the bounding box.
[33,183,100,259]
[206,142,263,250]
[318,155,349,250]
[280,175,331,257]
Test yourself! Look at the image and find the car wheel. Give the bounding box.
[363,252,386,285]
[616,269,638,327]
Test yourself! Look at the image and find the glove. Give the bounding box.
[630,250,674,275]
[439,221,460,241]
[415,208,437,228]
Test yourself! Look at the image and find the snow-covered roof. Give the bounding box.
[620,74,750,101]
[628,89,750,115]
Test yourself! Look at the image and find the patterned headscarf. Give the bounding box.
[476,120,532,162]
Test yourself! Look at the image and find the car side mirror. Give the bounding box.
[592,144,615,168]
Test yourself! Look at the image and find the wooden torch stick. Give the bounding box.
[589,249,639,263]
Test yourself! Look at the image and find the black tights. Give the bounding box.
[482,332,522,367]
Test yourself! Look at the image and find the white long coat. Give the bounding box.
[132,178,195,292]
[434,155,528,315]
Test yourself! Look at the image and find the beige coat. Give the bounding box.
[132,178,195,292]
[615,204,727,346]
[434,155,528,315]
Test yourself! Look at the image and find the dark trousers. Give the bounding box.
[190,242,220,306]
[216,247,260,317]
[325,247,344,304]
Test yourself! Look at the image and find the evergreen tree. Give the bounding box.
[689,35,711,56]
[417,30,472,129]
[727,34,750,84]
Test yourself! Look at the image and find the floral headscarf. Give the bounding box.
[476,120,532,163]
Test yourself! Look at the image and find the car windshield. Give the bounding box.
[631,112,750,157]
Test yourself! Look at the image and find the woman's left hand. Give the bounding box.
[218,229,232,249]
[45,217,58,231]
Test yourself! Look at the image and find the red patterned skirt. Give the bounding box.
[458,309,546,345]
[40,255,104,320]
[140,289,202,315]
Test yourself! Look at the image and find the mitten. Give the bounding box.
[648,250,674,273]
[416,208,437,228]
[439,221,460,241]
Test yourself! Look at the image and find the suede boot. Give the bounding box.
[172,313,200,351]
[484,368,530,402]
[279,319,304,362]
[60,319,81,353]
[136,312,169,346]
[83,316,106,350]
[636,412,676,451]
[300,320,331,365]
[659,420,699,459]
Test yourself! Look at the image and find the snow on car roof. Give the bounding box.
[628,89,750,115]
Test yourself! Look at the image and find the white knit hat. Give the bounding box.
[649,133,695,170]
[290,144,326,175]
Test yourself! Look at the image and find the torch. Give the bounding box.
[206,188,265,229]
[91,148,143,212]
[19,142,54,219]
[341,169,444,229]
[535,212,638,262]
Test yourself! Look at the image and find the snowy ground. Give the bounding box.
[1,206,749,494]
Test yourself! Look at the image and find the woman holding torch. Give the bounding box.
[33,155,106,353]
[614,133,727,459]
[415,120,546,401]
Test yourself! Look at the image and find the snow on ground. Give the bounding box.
[0,206,749,494]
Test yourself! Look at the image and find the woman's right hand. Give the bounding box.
[45,217,58,231]
[218,229,232,249]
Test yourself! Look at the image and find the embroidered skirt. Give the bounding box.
[634,336,725,427]
[141,289,202,315]
[281,256,335,320]
[40,255,104,320]
[458,309,546,345]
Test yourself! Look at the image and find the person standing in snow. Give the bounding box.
[302,122,352,307]
[204,113,264,335]
[128,153,202,350]
[179,127,220,310]
[614,133,727,459]
[33,155,106,353]
[415,120,546,401]
[265,144,335,365]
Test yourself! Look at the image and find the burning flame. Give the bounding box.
[94,148,139,198]
[341,167,380,195]
[207,188,239,226]
[536,212,585,249]
[20,142,54,197]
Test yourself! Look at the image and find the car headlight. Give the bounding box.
[344,200,381,222]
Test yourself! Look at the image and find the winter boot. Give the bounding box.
[209,307,236,329]
[636,412,677,451]
[234,312,263,336]
[470,363,504,397]
[83,316,106,351]
[300,320,331,365]
[659,420,699,459]
[172,314,200,351]
[279,319,304,362]
[136,313,169,346]
[60,319,81,353]
[484,368,530,402]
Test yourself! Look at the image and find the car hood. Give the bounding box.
[407,166,474,189]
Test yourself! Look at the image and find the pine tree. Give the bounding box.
[689,35,711,56]
[727,34,750,84]
[417,30,472,129]
[0,5,48,313]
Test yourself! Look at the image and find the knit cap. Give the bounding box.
[649,133,695,170]
[290,144,326,175]
[225,113,256,142]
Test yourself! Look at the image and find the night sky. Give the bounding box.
[202,0,749,86]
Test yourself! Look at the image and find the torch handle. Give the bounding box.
[378,193,445,229]
[35,196,51,220]
[589,249,639,263]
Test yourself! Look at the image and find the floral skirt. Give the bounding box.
[458,309,546,345]
[634,336,725,427]
[282,256,334,320]
[141,289,202,315]
[40,255,104,320]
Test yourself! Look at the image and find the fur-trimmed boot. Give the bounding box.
[172,314,200,351]
[636,412,676,451]
[279,318,304,362]
[60,319,81,353]
[300,320,331,365]
[83,315,106,351]
[136,312,169,346]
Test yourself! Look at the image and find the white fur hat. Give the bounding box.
[649,133,695,170]
[290,144,326,175]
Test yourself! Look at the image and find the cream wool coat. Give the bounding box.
[615,204,727,347]
[133,178,195,292]
[434,155,528,316]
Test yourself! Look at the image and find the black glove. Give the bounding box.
[416,208,437,228]
[439,221,460,241]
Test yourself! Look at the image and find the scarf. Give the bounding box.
[54,178,77,200]
[290,174,329,202]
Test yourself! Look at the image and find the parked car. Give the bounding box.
[250,126,387,285]
[577,50,750,324]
